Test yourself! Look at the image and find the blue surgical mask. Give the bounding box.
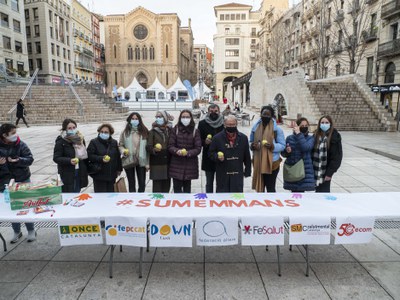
[156,117,164,125]
[320,123,331,132]
[6,134,18,142]
[99,133,110,140]
[181,118,191,126]
[130,120,139,127]
[67,129,77,136]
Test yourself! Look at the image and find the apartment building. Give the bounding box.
[92,13,102,82]
[194,44,214,88]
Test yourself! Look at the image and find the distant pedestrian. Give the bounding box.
[209,115,251,193]
[222,105,231,116]
[168,110,202,193]
[87,123,122,192]
[312,115,343,193]
[15,99,29,127]
[198,104,224,193]
[53,119,89,193]
[282,117,315,192]
[146,111,171,193]
[250,105,285,193]
[119,112,149,193]
[0,123,35,243]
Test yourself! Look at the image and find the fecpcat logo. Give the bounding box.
[59,224,101,239]
[337,223,373,236]
[150,224,191,240]
[243,225,284,235]
[105,224,146,237]
[290,224,330,233]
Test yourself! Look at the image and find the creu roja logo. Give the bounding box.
[202,220,228,237]
[105,224,146,236]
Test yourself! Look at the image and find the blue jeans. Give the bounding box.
[205,171,216,193]
[11,178,34,233]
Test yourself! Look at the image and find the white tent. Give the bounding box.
[146,77,167,101]
[123,77,145,101]
[193,81,212,99]
[167,77,190,101]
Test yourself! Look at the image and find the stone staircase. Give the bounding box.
[0,84,129,125]
[306,76,395,131]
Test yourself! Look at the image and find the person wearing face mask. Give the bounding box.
[250,105,286,193]
[198,104,225,193]
[282,117,315,192]
[209,115,251,193]
[119,112,149,193]
[87,123,122,192]
[146,111,172,193]
[168,110,202,193]
[53,118,89,193]
[312,115,342,193]
[0,123,35,243]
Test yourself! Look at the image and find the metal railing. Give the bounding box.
[61,72,84,116]
[7,68,39,123]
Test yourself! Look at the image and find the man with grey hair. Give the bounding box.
[209,115,251,192]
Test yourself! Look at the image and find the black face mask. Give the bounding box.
[209,112,219,121]
[261,116,271,125]
[225,127,237,133]
[300,127,309,134]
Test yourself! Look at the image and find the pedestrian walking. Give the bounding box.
[0,123,35,243]
[168,110,202,193]
[282,117,315,192]
[87,123,122,192]
[119,112,149,193]
[198,104,224,193]
[53,119,88,193]
[250,105,285,193]
[146,111,171,193]
[15,99,29,127]
[209,115,251,193]
[313,115,343,193]
[222,105,231,116]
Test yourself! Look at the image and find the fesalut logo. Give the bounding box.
[243,225,284,235]
[337,223,373,236]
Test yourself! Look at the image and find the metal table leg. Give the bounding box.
[265,245,268,251]
[120,245,123,252]
[0,233,7,252]
[304,245,309,277]
[277,245,281,276]
[109,245,116,278]
[139,247,143,278]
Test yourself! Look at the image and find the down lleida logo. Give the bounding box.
[150,224,191,240]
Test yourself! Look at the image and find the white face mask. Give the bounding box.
[181,118,191,126]
[6,134,18,142]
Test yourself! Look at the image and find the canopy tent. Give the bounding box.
[146,77,167,101]
[167,77,191,101]
[123,77,145,101]
[193,81,212,100]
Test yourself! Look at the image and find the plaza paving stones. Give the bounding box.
[1,112,400,299]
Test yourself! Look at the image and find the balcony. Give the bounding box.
[334,10,344,22]
[84,35,89,42]
[74,61,94,71]
[310,25,319,37]
[73,45,81,52]
[73,29,78,37]
[381,0,400,19]
[82,48,94,57]
[362,28,378,43]
[377,38,400,58]
[79,32,84,39]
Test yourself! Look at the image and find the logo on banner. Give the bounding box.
[290,223,330,235]
[337,223,372,236]
[59,224,101,239]
[203,220,228,237]
[105,224,146,237]
[243,225,284,235]
[150,223,191,240]
[197,219,237,244]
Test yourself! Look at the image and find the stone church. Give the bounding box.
[104,6,197,89]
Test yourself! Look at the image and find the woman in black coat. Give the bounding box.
[53,119,88,193]
[312,115,343,193]
[87,123,122,192]
[16,99,29,127]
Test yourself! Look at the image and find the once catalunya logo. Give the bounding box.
[105,224,146,237]
[59,224,101,239]
[337,223,373,237]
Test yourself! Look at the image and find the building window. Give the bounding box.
[166,72,168,86]
[220,14,224,21]
[225,62,239,69]
[142,46,147,60]
[13,19,20,32]
[51,43,54,55]
[2,35,11,49]
[241,14,246,20]
[64,62,66,72]
[165,44,168,58]
[35,41,41,53]
[225,14,230,21]
[225,49,239,57]
[33,8,38,19]
[127,45,133,60]
[50,27,53,38]
[0,0,7,3]
[231,14,235,20]
[150,45,155,60]
[28,59,33,71]
[34,25,40,37]
[225,38,239,45]
[236,14,240,20]
[384,62,396,84]
[57,61,60,72]
[68,50,70,59]
[1,13,9,27]
[113,44,117,59]
[135,46,140,60]
[63,48,66,58]
[26,26,31,38]
[27,42,32,54]
[133,24,148,40]
[49,10,52,22]
[251,39,256,44]
[56,45,59,56]
[5,58,13,70]
[11,0,18,11]
[251,28,257,37]
[390,23,398,40]
[366,57,374,83]
[52,59,56,71]
[36,58,42,70]
[25,9,29,20]
[225,27,230,34]
[115,72,117,85]
[15,41,22,53]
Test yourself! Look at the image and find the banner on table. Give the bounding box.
[241,216,284,246]
[149,217,193,247]
[58,217,102,246]
[335,216,375,244]
[104,216,147,247]
[196,217,238,246]
[289,216,331,245]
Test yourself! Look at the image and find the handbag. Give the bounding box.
[283,159,305,182]
[122,154,138,169]
[114,176,127,192]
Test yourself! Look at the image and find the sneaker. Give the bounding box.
[10,232,22,244]
[27,230,37,242]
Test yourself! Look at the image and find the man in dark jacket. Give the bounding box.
[0,123,35,243]
[198,104,224,193]
[209,115,251,193]
[16,99,29,127]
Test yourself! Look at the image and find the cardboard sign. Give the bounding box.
[241,216,285,246]
[289,216,331,245]
[58,218,102,246]
[149,217,193,247]
[196,217,238,246]
[105,216,147,247]
[335,216,375,244]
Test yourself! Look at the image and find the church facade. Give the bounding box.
[104,6,197,89]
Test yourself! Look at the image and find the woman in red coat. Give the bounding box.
[168,110,202,193]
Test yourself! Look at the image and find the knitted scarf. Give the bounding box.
[313,135,328,186]
[204,113,224,128]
